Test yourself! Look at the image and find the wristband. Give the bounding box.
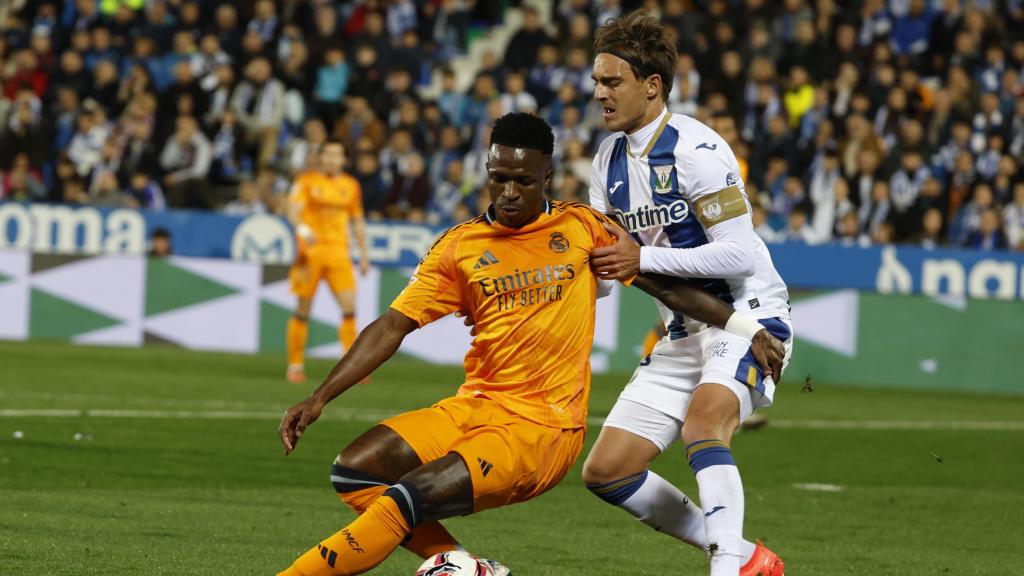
[296,223,315,242]
[724,312,763,340]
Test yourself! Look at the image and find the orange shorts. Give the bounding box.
[290,245,355,299]
[381,395,585,512]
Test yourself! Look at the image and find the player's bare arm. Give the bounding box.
[278,309,417,454]
[597,221,784,378]
[631,274,784,379]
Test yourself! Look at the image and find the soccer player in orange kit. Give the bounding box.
[286,140,370,383]
[275,113,784,575]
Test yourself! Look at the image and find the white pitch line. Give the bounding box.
[768,419,1024,431]
[1,409,1023,432]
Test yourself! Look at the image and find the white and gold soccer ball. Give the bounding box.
[414,551,504,576]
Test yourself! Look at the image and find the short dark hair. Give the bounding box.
[594,10,677,102]
[490,113,554,156]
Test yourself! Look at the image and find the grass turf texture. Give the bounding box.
[1,341,1022,575]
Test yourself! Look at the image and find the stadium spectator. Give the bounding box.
[125,171,166,211]
[353,151,388,220]
[918,207,945,250]
[231,57,285,168]
[383,151,430,222]
[222,179,266,216]
[284,117,327,176]
[313,47,349,127]
[504,6,549,73]
[966,207,1009,250]
[1,152,45,201]
[159,114,212,208]
[427,158,472,226]
[499,70,537,115]
[1004,183,1024,250]
[149,227,173,257]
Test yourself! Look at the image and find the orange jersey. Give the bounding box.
[289,171,364,249]
[390,201,631,429]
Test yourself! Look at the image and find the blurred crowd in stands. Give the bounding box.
[1,0,1023,250]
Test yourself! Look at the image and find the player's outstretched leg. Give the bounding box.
[582,423,707,550]
[278,453,473,576]
[683,383,756,576]
[331,425,461,559]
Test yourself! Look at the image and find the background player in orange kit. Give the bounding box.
[274,113,784,576]
[286,140,370,383]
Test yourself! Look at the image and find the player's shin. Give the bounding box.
[287,315,309,368]
[331,464,460,559]
[340,313,357,352]
[279,482,421,576]
[687,440,754,575]
[587,470,707,550]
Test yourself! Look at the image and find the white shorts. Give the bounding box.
[603,318,793,453]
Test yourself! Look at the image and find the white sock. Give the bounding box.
[696,464,749,576]
[618,470,707,550]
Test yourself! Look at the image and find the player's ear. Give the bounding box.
[647,75,661,101]
[544,165,553,194]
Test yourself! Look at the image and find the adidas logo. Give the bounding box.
[477,457,493,477]
[472,250,499,270]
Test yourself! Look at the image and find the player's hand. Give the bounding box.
[750,329,785,382]
[454,310,477,336]
[359,258,370,277]
[278,397,324,455]
[591,222,641,281]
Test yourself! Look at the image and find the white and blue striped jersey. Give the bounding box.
[589,110,790,338]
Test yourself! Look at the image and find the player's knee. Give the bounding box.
[681,414,735,448]
[581,454,642,487]
[583,462,649,506]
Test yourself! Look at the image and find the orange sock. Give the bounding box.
[287,316,309,367]
[340,314,357,352]
[641,328,660,357]
[338,479,458,559]
[401,522,460,558]
[279,495,410,576]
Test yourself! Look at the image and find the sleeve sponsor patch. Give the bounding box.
[694,185,748,227]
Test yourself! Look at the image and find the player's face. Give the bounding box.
[592,53,654,134]
[320,143,345,175]
[485,143,551,228]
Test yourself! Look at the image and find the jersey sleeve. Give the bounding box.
[577,205,636,286]
[637,140,756,279]
[389,228,467,327]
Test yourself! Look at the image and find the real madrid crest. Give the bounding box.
[702,198,723,220]
[653,165,675,195]
[549,232,569,253]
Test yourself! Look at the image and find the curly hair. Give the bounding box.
[594,10,677,103]
[490,112,554,156]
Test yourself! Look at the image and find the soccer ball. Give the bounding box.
[414,551,492,576]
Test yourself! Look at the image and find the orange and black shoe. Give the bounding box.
[740,540,784,576]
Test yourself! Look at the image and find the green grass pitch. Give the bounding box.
[1,340,1022,575]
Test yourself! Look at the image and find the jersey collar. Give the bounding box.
[625,107,670,159]
[484,200,552,225]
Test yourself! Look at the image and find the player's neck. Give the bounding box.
[625,106,668,157]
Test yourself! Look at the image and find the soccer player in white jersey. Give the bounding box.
[580,11,792,576]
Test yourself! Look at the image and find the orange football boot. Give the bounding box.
[740,540,784,576]
[286,365,307,384]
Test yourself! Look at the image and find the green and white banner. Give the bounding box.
[2,249,1021,393]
